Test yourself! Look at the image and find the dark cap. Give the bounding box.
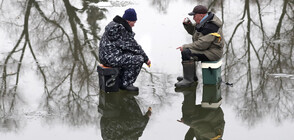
[188,5,208,16]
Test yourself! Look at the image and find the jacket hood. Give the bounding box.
[210,13,222,28]
[113,15,132,32]
[197,12,222,29]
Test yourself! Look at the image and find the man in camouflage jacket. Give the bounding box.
[99,8,151,91]
[100,94,151,140]
[175,5,224,88]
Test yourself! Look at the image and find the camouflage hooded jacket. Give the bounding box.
[99,15,149,67]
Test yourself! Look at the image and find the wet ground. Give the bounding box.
[1,0,294,139]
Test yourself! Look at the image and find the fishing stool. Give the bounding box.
[201,59,222,108]
[97,63,120,93]
[201,59,222,85]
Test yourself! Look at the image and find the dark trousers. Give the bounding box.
[119,54,144,87]
[102,53,144,87]
[181,48,210,61]
[120,63,143,87]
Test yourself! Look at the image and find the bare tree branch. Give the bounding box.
[274,0,289,39]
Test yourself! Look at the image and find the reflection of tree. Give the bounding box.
[150,0,171,14]
[41,87,100,127]
[0,0,107,126]
[0,117,22,133]
[135,69,180,109]
[223,0,294,126]
[0,0,3,9]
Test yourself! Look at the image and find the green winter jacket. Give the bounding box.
[182,12,224,61]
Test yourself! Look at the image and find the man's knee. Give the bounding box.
[192,54,209,61]
[120,54,144,67]
[181,49,192,61]
[181,49,210,61]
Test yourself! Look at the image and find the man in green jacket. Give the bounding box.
[177,86,225,140]
[181,105,225,140]
[175,5,224,88]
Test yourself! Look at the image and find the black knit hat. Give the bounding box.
[188,5,208,16]
[122,8,137,21]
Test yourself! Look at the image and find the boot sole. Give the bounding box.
[174,82,197,88]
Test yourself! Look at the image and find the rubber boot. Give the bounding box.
[120,84,139,91]
[177,75,198,82]
[175,60,196,88]
[177,63,198,82]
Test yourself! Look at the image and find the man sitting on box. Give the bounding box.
[99,8,151,91]
[175,5,224,88]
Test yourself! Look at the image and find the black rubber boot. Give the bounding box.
[177,76,198,82]
[175,60,197,88]
[176,63,198,82]
[120,84,139,91]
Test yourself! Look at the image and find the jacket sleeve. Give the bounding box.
[122,37,148,61]
[183,23,195,35]
[118,33,149,62]
[182,34,216,51]
[133,45,149,63]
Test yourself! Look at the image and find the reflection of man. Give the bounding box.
[181,105,225,140]
[99,8,151,91]
[175,5,224,88]
[100,93,151,140]
[177,87,225,140]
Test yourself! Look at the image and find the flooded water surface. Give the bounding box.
[1,0,294,140]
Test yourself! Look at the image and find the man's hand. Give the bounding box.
[145,107,152,117]
[183,17,191,25]
[146,60,151,67]
[176,46,183,52]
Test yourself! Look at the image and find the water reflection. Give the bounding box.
[222,0,294,126]
[149,0,172,13]
[0,0,107,130]
[183,105,225,140]
[176,85,225,140]
[0,0,293,138]
[1,0,104,135]
[146,0,294,127]
[99,91,151,140]
[40,89,100,127]
[0,117,21,133]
